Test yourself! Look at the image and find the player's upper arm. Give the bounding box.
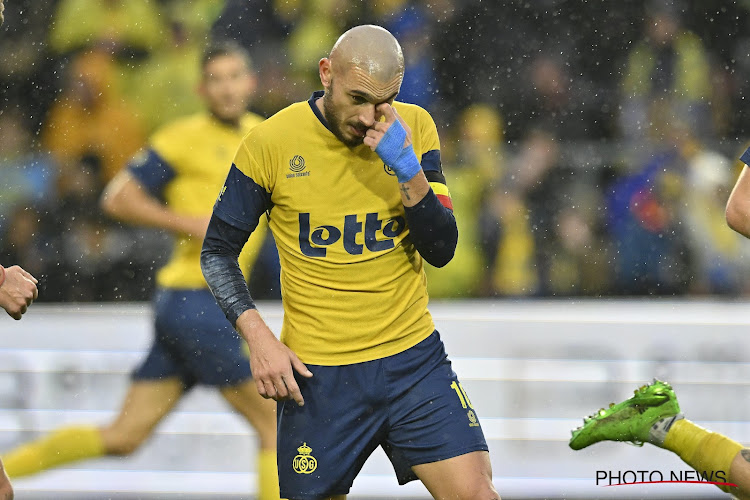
[119,119,185,195]
[126,148,177,199]
[417,106,441,154]
[100,148,174,215]
[212,138,273,233]
[414,107,452,210]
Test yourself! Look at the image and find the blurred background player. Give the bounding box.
[569,380,750,499]
[202,25,499,499]
[1,41,280,500]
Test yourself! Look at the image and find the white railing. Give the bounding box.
[2,299,745,499]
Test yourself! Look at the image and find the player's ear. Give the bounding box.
[319,58,332,89]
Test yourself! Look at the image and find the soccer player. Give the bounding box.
[2,41,280,499]
[570,381,750,498]
[201,25,499,499]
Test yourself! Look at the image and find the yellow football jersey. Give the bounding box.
[130,112,267,289]
[228,93,446,365]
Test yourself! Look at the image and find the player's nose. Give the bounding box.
[358,105,377,128]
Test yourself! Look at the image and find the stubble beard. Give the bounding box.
[323,83,364,148]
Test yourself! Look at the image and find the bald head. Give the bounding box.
[329,25,404,82]
[316,25,405,147]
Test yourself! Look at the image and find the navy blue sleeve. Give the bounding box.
[404,187,457,268]
[201,214,257,326]
[128,149,176,198]
[201,164,272,325]
[421,149,442,174]
[740,146,750,166]
[213,164,273,231]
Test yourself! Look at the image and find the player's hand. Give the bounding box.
[238,311,313,406]
[0,266,39,320]
[364,103,412,152]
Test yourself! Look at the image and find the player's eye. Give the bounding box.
[351,95,367,105]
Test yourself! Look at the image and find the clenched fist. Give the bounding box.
[0,265,39,320]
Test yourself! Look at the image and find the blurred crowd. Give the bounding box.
[2,0,750,302]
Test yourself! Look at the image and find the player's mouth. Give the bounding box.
[349,125,367,137]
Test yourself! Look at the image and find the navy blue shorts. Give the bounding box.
[277,330,488,499]
[132,288,252,389]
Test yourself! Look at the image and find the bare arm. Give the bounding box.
[234,308,312,405]
[100,170,208,237]
[398,170,431,207]
[726,166,750,239]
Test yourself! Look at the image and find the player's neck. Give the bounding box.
[209,111,242,129]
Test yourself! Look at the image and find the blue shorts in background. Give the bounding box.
[132,288,252,389]
[277,330,489,499]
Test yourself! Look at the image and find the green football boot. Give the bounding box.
[569,379,681,450]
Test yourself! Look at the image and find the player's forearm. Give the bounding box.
[398,170,431,207]
[234,308,277,348]
[106,196,186,234]
[404,185,458,268]
[200,214,257,325]
[100,173,186,234]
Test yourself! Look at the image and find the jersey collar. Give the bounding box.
[307,90,331,132]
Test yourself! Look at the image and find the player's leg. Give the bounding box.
[729,451,750,500]
[570,380,749,498]
[99,294,188,456]
[99,378,184,455]
[3,377,183,477]
[0,459,13,499]
[383,331,499,499]
[412,451,498,500]
[220,380,279,500]
[165,289,281,499]
[4,300,187,479]
[277,362,389,500]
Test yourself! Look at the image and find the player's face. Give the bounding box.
[200,54,255,123]
[322,64,401,148]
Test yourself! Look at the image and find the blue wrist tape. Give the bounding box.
[375,120,421,183]
[374,119,406,165]
[393,145,421,183]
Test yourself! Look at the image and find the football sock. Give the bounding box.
[3,425,104,477]
[258,448,280,500]
[662,419,742,493]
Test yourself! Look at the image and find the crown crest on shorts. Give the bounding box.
[297,442,312,455]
